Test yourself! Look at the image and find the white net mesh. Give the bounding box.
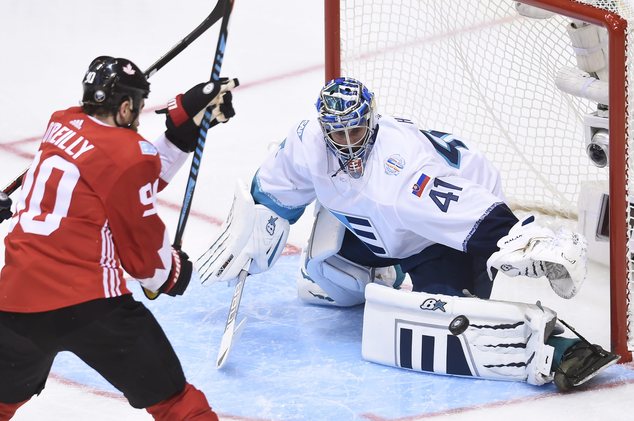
[334,0,634,352]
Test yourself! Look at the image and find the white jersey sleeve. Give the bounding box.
[252,120,322,223]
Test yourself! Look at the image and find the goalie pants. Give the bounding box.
[0,294,217,420]
[338,229,494,299]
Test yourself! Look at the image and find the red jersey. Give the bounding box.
[0,106,175,312]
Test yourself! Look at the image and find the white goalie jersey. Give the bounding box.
[252,115,507,258]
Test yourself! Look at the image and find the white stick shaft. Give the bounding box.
[216,268,248,368]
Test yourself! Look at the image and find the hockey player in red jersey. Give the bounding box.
[0,56,238,420]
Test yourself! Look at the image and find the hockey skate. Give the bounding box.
[554,341,620,391]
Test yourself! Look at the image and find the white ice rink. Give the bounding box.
[2,1,634,420]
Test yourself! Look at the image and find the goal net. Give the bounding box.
[324,0,633,360]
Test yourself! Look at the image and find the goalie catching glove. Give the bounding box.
[487,216,588,299]
[143,248,194,300]
[159,77,239,152]
[197,180,290,284]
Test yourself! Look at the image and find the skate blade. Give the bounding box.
[573,354,620,387]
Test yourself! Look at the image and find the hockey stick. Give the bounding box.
[1,171,25,196]
[216,266,249,368]
[1,0,226,197]
[172,0,234,249]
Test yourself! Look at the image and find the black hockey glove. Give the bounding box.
[0,191,13,223]
[159,77,239,152]
[143,248,193,300]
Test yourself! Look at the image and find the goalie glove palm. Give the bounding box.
[161,77,239,152]
[487,216,588,299]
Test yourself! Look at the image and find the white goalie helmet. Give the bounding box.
[316,77,377,179]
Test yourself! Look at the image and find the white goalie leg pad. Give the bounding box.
[487,216,588,299]
[297,204,403,306]
[297,204,346,306]
[297,205,369,306]
[362,284,557,385]
[197,180,289,284]
[566,21,609,79]
[298,252,402,306]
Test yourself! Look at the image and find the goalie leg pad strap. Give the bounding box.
[362,284,556,385]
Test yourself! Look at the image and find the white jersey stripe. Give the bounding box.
[100,222,122,298]
[106,227,121,296]
[100,223,111,297]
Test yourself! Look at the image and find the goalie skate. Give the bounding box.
[554,342,620,391]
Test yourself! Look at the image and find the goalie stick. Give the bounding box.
[1,0,227,197]
[216,266,249,368]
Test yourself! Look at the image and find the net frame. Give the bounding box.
[324,0,632,361]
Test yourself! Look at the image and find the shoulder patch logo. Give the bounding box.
[69,119,84,130]
[139,141,158,156]
[411,172,431,197]
[384,154,405,175]
[296,120,309,140]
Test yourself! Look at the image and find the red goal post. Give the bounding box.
[324,0,631,361]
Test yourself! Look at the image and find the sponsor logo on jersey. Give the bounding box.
[411,172,431,197]
[69,119,84,130]
[384,154,405,175]
[138,141,158,156]
[296,120,309,140]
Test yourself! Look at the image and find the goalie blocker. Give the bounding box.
[362,283,618,389]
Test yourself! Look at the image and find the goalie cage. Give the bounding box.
[324,0,634,362]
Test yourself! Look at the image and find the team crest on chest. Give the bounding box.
[384,154,405,175]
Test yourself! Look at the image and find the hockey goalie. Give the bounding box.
[197,76,618,391]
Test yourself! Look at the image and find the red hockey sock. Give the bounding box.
[0,399,29,421]
[145,383,218,421]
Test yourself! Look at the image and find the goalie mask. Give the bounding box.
[316,77,377,179]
